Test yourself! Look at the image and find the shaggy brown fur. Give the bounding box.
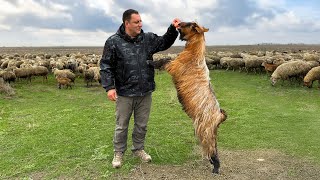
[165,22,227,174]
[56,77,72,89]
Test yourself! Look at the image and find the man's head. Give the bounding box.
[123,9,142,38]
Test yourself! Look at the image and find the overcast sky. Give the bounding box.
[1,0,320,47]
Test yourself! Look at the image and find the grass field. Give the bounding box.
[1,70,320,179]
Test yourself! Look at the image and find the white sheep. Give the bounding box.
[271,60,312,86]
[303,66,320,88]
[220,57,244,71]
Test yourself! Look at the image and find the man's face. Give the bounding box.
[125,13,142,37]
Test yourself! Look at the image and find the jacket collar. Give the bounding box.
[117,23,144,43]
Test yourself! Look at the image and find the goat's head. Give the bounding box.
[177,22,209,41]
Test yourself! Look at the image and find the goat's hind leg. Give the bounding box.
[210,150,220,174]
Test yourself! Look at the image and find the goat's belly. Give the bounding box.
[175,77,218,118]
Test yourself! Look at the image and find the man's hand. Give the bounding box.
[107,89,117,101]
[172,18,181,28]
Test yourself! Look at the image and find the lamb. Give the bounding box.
[271,60,312,86]
[165,22,227,174]
[303,66,320,88]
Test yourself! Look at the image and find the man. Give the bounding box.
[100,9,180,168]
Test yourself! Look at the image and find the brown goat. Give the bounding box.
[56,76,72,89]
[165,22,227,174]
[262,62,278,75]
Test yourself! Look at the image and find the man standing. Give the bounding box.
[100,9,180,168]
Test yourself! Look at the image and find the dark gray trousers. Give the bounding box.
[113,94,152,153]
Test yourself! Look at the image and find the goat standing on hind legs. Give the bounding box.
[165,22,227,174]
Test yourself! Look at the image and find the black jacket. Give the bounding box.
[100,24,178,96]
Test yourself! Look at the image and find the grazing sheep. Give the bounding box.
[303,53,319,62]
[242,55,266,73]
[32,66,49,82]
[89,67,101,83]
[83,68,95,87]
[1,59,9,69]
[205,55,221,69]
[303,66,320,88]
[83,67,101,86]
[1,70,16,83]
[14,68,33,82]
[220,57,245,71]
[306,61,320,68]
[56,77,72,89]
[153,57,171,70]
[271,60,312,86]
[165,22,227,174]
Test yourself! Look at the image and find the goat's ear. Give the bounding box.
[194,26,202,33]
[194,26,209,33]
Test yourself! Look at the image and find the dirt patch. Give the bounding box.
[112,148,320,180]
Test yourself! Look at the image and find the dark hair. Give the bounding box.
[122,9,139,23]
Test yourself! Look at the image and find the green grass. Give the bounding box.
[0,70,319,179]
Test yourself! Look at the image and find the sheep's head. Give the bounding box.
[270,77,278,86]
[177,22,209,41]
[303,81,312,88]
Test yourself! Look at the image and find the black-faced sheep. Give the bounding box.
[271,60,312,86]
[303,66,320,88]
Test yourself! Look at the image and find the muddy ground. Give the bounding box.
[112,147,320,180]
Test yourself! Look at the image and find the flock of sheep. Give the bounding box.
[155,50,320,88]
[0,52,102,89]
[1,49,320,91]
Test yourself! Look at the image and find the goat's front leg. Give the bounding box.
[210,149,220,174]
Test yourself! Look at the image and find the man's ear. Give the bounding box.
[124,20,130,27]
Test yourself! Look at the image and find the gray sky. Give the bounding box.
[1,0,320,46]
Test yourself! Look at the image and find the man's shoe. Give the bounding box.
[112,152,123,168]
[133,149,152,162]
